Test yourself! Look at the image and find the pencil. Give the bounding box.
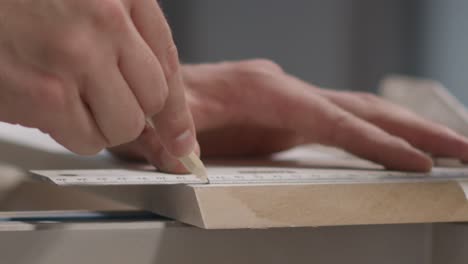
[145,118,208,181]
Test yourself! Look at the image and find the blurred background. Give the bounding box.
[161,0,468,103]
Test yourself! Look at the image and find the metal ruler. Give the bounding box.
[31,166,468,186]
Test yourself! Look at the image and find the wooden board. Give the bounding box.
[76,159,468,229]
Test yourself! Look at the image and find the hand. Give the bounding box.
[111,59,468,172]
[0,0,197,159]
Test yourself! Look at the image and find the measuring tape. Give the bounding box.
[30,166,468,186]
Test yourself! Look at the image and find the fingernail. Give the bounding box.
[174,130,195,156]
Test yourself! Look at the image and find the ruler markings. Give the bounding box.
[30,167,468,186]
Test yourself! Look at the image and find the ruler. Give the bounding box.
[31,166,468,186]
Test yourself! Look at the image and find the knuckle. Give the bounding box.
[32,75,68,112]
[234,58,283,83]
[54,32,93,65]
[91,0,128,31]
[248,59,284,73]
[163,44,180,80]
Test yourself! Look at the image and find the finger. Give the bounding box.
[49,97,108,155]
[233,75,432,171]
[118,23,168,117]
[126,0,176,76]
[0,60,107,154]
[318,90,468,162]
[127,0,197,157]
[150,73,196,157]
[317,110,433,171]
[364,105,468,162]
[82,67,145,146]
[136,125,201,173]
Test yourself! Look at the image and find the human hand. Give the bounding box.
[111,60,468,172]
[0,0,196,159]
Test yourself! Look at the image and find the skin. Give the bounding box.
[111,59,468,173]
[1,2,467,172]
[0,0,197,159]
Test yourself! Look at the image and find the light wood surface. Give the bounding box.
[79,159,468,229]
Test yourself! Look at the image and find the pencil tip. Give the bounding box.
[195,166,209,182]
[179,152,209,183]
